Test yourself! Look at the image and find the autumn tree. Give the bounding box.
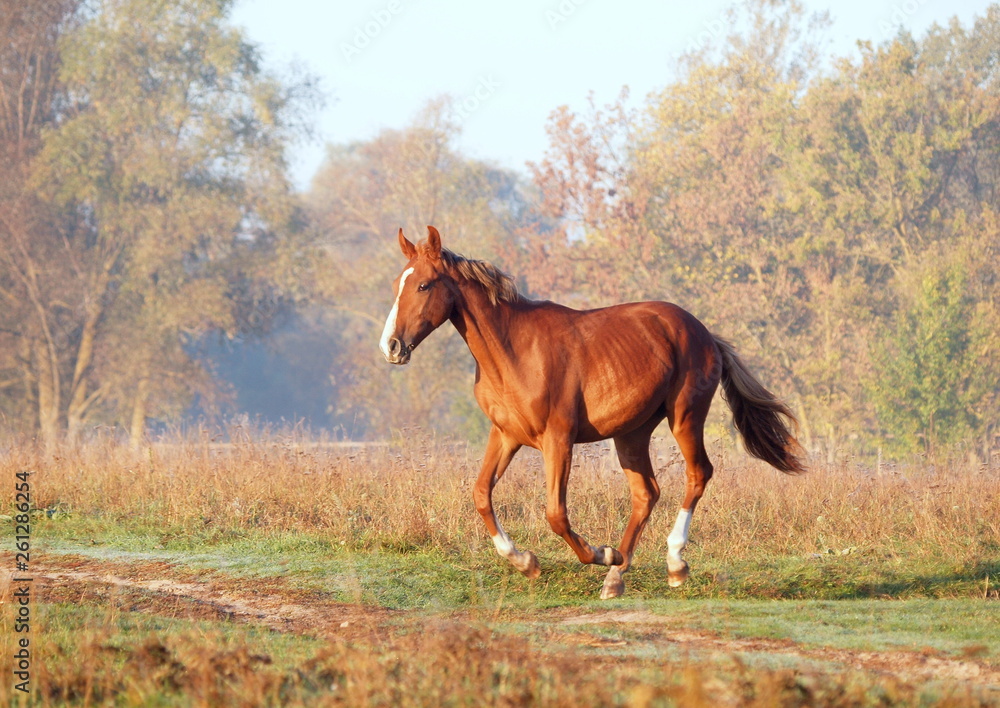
[0,0,314,446]
[308,99,535,438]
[528,1,1000,461]
[530,0,834,451]
[0,0,82,441]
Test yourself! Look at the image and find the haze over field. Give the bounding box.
[1,0,998,464]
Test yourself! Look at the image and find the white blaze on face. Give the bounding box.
[666,508,692,572]
[379,267,414,360]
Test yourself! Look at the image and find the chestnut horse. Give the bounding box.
[380,226,804,599]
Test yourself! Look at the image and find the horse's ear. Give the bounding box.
[426,225,442,260]
[398,228,417,259]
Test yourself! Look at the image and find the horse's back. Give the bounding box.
[568,299,716,368]
[520,299,717,442]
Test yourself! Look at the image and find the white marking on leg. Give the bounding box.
[379,267,414,360]
[491,522,535,574]
[491,529,516,559]
[667,509,692,573]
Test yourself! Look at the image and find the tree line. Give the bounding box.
[523,1,1000,462]
[1,0,997,462]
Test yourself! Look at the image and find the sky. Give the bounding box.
[230,0,990,190]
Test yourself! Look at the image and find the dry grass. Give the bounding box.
[2,432,999,706]
[10,431,1000,598]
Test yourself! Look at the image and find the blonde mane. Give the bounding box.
[440,248,520,305]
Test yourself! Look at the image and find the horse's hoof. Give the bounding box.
[519,551,541,579]
[600,574,625,600]
[667,561,689,588]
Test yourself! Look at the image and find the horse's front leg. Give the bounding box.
[542,434,624,568]
[473,427,539,578]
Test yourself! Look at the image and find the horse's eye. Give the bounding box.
[417,282,430,292]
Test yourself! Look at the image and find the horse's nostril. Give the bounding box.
[389,338,402,356]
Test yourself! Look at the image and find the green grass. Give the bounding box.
[38,509,999,607]
[35,519,1000,664]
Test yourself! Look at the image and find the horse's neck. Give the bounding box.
[450,281,518,385]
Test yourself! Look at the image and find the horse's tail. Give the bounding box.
[713,335,806,474]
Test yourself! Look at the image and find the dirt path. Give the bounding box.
[557,609,1000,688]
[21,555,1000,693]
[24,555,395,642]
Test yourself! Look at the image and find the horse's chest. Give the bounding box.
[474,379,545,444]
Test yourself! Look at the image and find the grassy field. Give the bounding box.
[2,434,999,706]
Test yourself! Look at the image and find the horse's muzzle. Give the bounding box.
[384,337,412,365]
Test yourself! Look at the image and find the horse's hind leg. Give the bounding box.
[601,429,661,600]
[666,382,716,587]
[474,426,539,578]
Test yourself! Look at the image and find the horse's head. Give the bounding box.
[379,225,455,365]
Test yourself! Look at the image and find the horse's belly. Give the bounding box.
[575,356,673,442]
[576,390,666,442]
